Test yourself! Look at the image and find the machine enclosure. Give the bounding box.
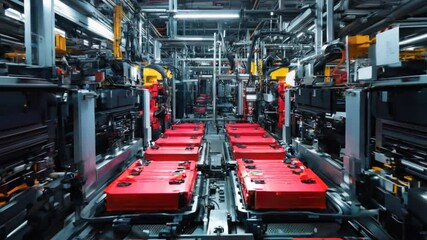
[236,158,328,210]
[225,123,261,128]
[164,128,204,137]
[231,144,285,160]
[105,160,197,211]
[226,127,266,136]
[171,123,205,129]
[155,135,203,147]
[228,134,278,146]
[144,145,200,161]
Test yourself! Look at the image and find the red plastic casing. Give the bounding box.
[225,123,260,128]
[105,160,197,211]
[164,127,204,137]
[238,167,327,210]
[226,126,266,136]
[155,135,203,147]
[228,134,277,146]
[232,144,285,160]
[144,145,200,161]
[171,123,205,129]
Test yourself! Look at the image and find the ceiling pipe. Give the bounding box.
[360,0,427,34]
[338,0,424,37]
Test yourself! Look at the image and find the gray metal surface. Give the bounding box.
[96,139,141,191]
[345,89,367,169]
[25,0,55,67]
[207,210,229,235]
[315,0,324,54]
[73,90,97,195]
[142,89,152,147]
[284,89,292,144]
[294,139,344,187]
[372,74,427,87]
[266,223,341,237]
[213,33,217,124]
[375,27,400,66]
[326,0,334,42]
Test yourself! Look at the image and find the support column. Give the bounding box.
[326,0,334,43]
[172,51,178,122]
[24,0,55,67]
[213,33,217,124]
[315,0,324,54]
[278,0,283,31]
[283,89,292,144]
[344,89,366,211]
[168,0,177,38]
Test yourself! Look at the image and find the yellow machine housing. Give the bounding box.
[143,68,161,87]
[400,48,427,61]
[55,34,67,55]
[348,35,371,60]
[269,67,289,82]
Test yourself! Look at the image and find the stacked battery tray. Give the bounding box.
[105,123,204,212]
[226,123,328,210]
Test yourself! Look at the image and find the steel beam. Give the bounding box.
[315,0,324,54]
[24,0,55,67]
[213,33,217,124]
[326,0,334,42]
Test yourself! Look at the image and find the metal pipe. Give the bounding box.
[326,0,334,43]
[338,0,424,37]
[360,0,427,34]
[172,52,177,122]
[213,33,217,124]
[218,41,222,75]
[315,0,324,55]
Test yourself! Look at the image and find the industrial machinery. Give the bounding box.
[2,0,427,239]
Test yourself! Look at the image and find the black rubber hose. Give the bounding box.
[263,58,290,79]
[262,55,274,74]
[226,52,235,72]
[246,31,291,75]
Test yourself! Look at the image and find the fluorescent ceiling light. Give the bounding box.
[174,13,239,19]
[399,33,427,46]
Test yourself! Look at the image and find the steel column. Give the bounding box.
[73,90,97,195]
[143,89,152,147]
[213,33,217,124]
[284,89,292,144]
[315,0,324,54]
[172,51,178,122]
[326,0,334,42]
[344,89,366,208]
[24,0,55,67]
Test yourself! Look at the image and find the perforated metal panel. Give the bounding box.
[265,223,315,236]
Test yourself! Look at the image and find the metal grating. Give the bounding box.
[265,223,341,237]
[130,224,165,235]
[181,225,198,234]
[266,223,315,236]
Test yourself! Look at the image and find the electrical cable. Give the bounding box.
[208,199,221,209]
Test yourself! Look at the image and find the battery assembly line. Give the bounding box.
[1,0,427,239]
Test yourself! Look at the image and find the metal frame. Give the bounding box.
[73,90,97,195]
[24,0,55,67]
[142,88,152,147]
